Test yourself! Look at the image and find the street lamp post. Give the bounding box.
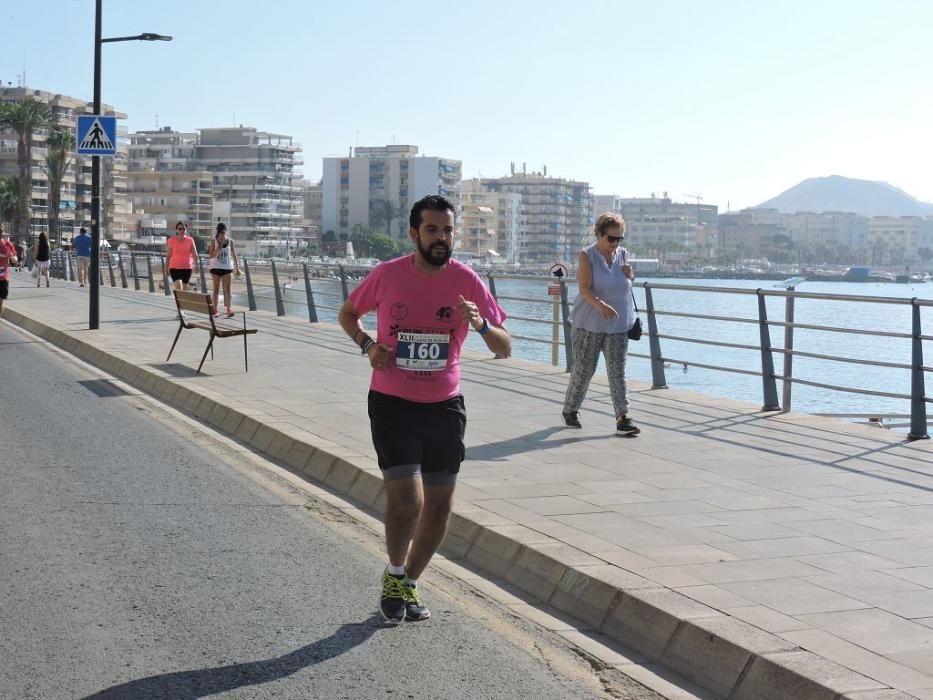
[89,0,171,329]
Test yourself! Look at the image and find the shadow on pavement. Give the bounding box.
[82,617,381,699]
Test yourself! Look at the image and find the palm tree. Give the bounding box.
[43,127,76,248]
[0,177,19,226]
[0,99,53,241]
[369,199,408,240]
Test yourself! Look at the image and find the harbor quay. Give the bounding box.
[4,272,933,700]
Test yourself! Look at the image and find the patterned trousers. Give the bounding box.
[562,327,630,418]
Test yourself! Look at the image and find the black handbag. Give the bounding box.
[627,292,642,341]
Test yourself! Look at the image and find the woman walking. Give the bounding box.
[33,232,51,288]
[562,212,640,436]
[165,221,199,291]
[207,222,239,317]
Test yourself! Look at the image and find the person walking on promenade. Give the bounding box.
[165,222,199,292]
[33,231,51,288]
[338,194,511,624]
[15,238,26,272]
[207,222,239,317]
[0,225,19,317]
[73,226,92,287]
[562,212,640,436]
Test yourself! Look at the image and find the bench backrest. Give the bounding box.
[173,289,214,316]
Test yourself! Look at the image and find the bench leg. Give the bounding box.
[166,323,184,362]
[197,335,216,374]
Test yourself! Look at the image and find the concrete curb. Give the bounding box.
[4,306,903,700]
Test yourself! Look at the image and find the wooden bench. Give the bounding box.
[167,290,257,373]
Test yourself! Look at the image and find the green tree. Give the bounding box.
[0,99,53,241]
[368,232,401,260]
[0,176,20,225]
[43,126,76,248]
[369,199,408,240]
[918,247,933,267]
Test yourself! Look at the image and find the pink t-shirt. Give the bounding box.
[167,234,197,269]
[0,239,16,281]
[348,255,507,403]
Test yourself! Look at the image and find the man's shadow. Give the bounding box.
[83,616,381,699]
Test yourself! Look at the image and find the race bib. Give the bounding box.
[395,331,450,371]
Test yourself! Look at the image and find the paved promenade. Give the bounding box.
[4,272,933,699]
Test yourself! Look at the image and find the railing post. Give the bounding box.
[162,256,171,295]
[243,258,257,311]
[107,252,116,287]
[303,263,318,323]
[558,279,573,372]
[644,284,668,389]
[68,252,75,281]
[488,273,498,301]
[198,255,207,292]
[338,264,349,300]
[782,288,796,413]
[118,252,127,288]
[757,289,781,411]
[909,298,929,440]
[147,255,155,293]
[270,260,286,316]
[130,253,140,291]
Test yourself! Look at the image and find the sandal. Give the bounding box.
[225,310,235,318]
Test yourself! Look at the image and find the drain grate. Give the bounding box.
[78,379,130,398]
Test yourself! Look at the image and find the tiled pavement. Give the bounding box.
[4,273,933,699]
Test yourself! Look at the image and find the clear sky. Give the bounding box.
[6,0,932,211]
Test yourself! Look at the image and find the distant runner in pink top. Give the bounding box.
[165,221,199,290]
[0,224,19,318]
[339,195,511,624]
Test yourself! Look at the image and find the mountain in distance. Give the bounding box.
[756,175,933,217]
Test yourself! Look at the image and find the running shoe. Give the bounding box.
[380,570,407,624]
[562,411,582,429]
[402,580,431,621]
[616,417,641,436]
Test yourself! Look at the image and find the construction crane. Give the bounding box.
[682,192,704,219]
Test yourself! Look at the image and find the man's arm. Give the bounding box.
[455,294,511,358]
[338,299,391,369]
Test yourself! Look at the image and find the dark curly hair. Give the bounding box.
[409,195,455,230]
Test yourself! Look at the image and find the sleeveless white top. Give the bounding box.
[210,239,234,271]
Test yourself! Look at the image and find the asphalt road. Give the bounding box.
[0,321,660,700]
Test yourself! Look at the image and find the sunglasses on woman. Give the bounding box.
[604,234,624,243]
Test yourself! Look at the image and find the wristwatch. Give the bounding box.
[476,318,490,335]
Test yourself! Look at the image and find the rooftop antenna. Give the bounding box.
[155,113,159,130]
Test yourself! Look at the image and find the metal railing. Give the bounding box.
[80,256,930,440]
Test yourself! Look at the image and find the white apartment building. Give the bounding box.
[781,211,869,250]
[321,145,462,242]
[480,165,592,265]
[462,178,523,264]
[618,194,718,249]
[127,128,213,241]
[0,86,130,245]
[197,127,304,258]
[593,194,625,219]
[869,216,933,264]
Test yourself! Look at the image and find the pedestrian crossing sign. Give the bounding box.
[76,115,117,156]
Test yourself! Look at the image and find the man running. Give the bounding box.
[338,194,511,623]
[0,225,20,318]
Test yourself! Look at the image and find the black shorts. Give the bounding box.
[169,268,192,284]
[367,390,466,486]
[210,268,232,277]
[0,280,8,300]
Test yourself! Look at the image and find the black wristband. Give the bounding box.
[361,338,375,355]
